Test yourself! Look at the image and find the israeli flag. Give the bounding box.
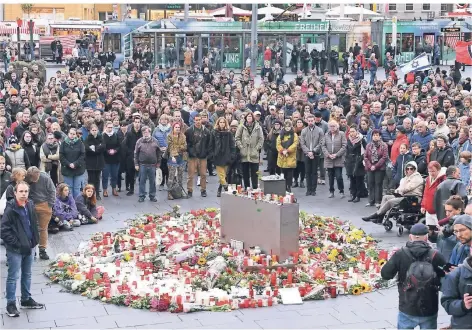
[400,53,431,74]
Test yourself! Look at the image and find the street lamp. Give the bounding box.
[28,20,35,61]
[16,18,22,61]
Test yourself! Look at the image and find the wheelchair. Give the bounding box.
[380,196,425,236]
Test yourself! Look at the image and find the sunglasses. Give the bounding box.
[405,167,415,171]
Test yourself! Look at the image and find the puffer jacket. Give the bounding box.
[276,130,299,169]
[59,138,86,177]
[235,122,264,164]
[441,256,472,329]
[84,133,105,170]
[212,130,235,166]
[153,124,171,148]
[396,169,424,197]
[430,146,455,168]
[322,130,347,168]
[53,194,79,221]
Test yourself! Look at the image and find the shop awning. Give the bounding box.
[0,22,41,35]
[210,6,252,16]
[50,24,102,30]
[325,6,382,16]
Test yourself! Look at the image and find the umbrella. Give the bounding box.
[257,5,286,16]
[325,5,381,16]
[210,5,252,16]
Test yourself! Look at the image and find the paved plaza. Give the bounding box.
[0,172,452,329]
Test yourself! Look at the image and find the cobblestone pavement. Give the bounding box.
[0,172,452,329]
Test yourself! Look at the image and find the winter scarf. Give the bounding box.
[371,140,380,163]
[280,129,295,149]
[349,132,363,145]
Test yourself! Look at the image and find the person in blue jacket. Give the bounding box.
[449,215,471,266]
[152,114,171,190]
[441,244,472,329]
[410,121,433,152]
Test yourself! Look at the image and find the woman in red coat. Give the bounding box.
[421,161,446,229]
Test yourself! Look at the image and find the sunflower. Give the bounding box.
[378,259,387,267]
[360,283,370,292]
[352,287,361,295]
[197,257,207,266]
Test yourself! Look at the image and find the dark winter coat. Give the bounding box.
[102,132,121,164]
[75,194,98,219]
[345,137,366,177]
[59,138,86,177]
[392,152,413,185]
[0,170,11,197]
[212,130,235,166]
[441,257,472,329]
[122,127,143,169]
[364,141,389,171]
[84,133,105,170]
[0,199,39,255]
[22,143,40,168]
[412,150,428,176]
[381,241,446,317]
[185,125,212,159]
[430,146,455,168]
[434,177,469,221]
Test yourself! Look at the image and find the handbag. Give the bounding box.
[156,167,163,186]
[0,190,7,215]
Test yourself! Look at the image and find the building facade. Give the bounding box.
[2,4,123,21]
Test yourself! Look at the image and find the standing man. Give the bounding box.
[1,181,45,317]
[123,113,142,196]
[300,114,324,196]
[381,223,446,329]
[25,167,55,260]
[299,45,310,76]
[185,114,212,197]
[322,121,347,198]
[134,126,161,203]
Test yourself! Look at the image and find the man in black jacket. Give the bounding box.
[123,114,142,196]
[1,181,44,317]
[381,223,446,329]
[185,114,212,197]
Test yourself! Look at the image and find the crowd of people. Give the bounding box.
[0,38,471,320]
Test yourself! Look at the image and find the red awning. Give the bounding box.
[0,22,41,35]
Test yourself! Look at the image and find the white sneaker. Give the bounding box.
[197,177,201,186]
[70,219,81,227]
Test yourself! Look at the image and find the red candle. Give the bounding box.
[365,257,371,271]
[249,288,254,298]
[359,250,366,261]
[329,286,337,298]
[293,253,298,264]
[176,295,182,305]
[273,287,279,297]
[270,271,277,286]
[244,299,249,308]
[257,299,263,307]
[287,269,293,284]
[268,297,273,306]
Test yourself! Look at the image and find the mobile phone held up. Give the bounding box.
[467,284,472,296]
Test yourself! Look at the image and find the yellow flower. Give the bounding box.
[197,257,207,266]
[330,249,339,257]
[360,283,371,292]
[123,252,131,262]
[349,257,357,262]
[379,259,387,267]
[327,254,336,262]
[352,287,361,295]
[74,274,83,280]
[314,247,321,253]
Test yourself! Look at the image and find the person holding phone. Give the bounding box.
[441,237,472,329]
[449,215,472,267]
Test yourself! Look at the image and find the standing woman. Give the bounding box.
[59,128,86,198]
[266,121,282,175]
[235,112,264,189]
[153,114,171,190]
[293,118,306,188]
[84,124,105,200]
[363,129,389,207]
[102,121,120,197]
[166,122,187,200]
[276,120,299,192]
[40,133,61,186]
[20,131,40,168]
[322,121,347,198]
[421,161,447,229]
[345,125,367,203]
[212,117,236,197]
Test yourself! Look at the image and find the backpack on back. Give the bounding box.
[401,247,439,307]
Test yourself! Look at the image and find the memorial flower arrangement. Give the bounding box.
[45,205,394,313]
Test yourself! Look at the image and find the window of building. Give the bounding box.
[388,4,397,11]
[405,4,414,11]
[440,4,448,11]
[422,4,431,11]
[98,12,107,21]
[103,33,121,53]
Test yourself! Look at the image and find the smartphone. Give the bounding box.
[443,263,457,273]
[467,284,472,296]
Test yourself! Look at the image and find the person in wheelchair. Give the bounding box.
[362,161,424,223]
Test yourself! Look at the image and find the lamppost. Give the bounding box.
[28,20,35,61]
[16,17,22,61]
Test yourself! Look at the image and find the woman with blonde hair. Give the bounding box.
[4,167,26,202]
[166,122,187,200]
[75,184,104,224]
[212,117,236,197]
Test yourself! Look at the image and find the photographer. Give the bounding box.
[429,195,464,262]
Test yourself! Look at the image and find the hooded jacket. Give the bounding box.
[396,162,424,197]
[381,241,446,317]
[392,152,413,184]
[441,256,472,329]
[59,137,86,177]
[53,194,78,221]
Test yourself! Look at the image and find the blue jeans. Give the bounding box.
[139,165,156,199]
[6,249,34,304]
[63,174,85,198]
[370,70,376,85]
[102,163,119,189]
[397,311,437,329]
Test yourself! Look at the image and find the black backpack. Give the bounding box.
[402,247,438,296]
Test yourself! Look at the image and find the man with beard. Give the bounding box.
[14,112,30,140]
[6,90,21,117]
[31,104,49,131]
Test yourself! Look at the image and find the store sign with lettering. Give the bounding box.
[224,53,240,68]
[396,52,415,64]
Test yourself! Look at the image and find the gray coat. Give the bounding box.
[434,178,468,221]
[322,130,347,168]
[235,122,264,164]
[300,125,324,158]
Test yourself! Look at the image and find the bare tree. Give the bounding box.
[21,4,34,18]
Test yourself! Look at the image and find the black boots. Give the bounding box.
[299,180,305,188]
[39,248,49,260]
[293,180,299,188]
[352,197,360,203]
[217,185,222,197]
[362,213,379,222]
